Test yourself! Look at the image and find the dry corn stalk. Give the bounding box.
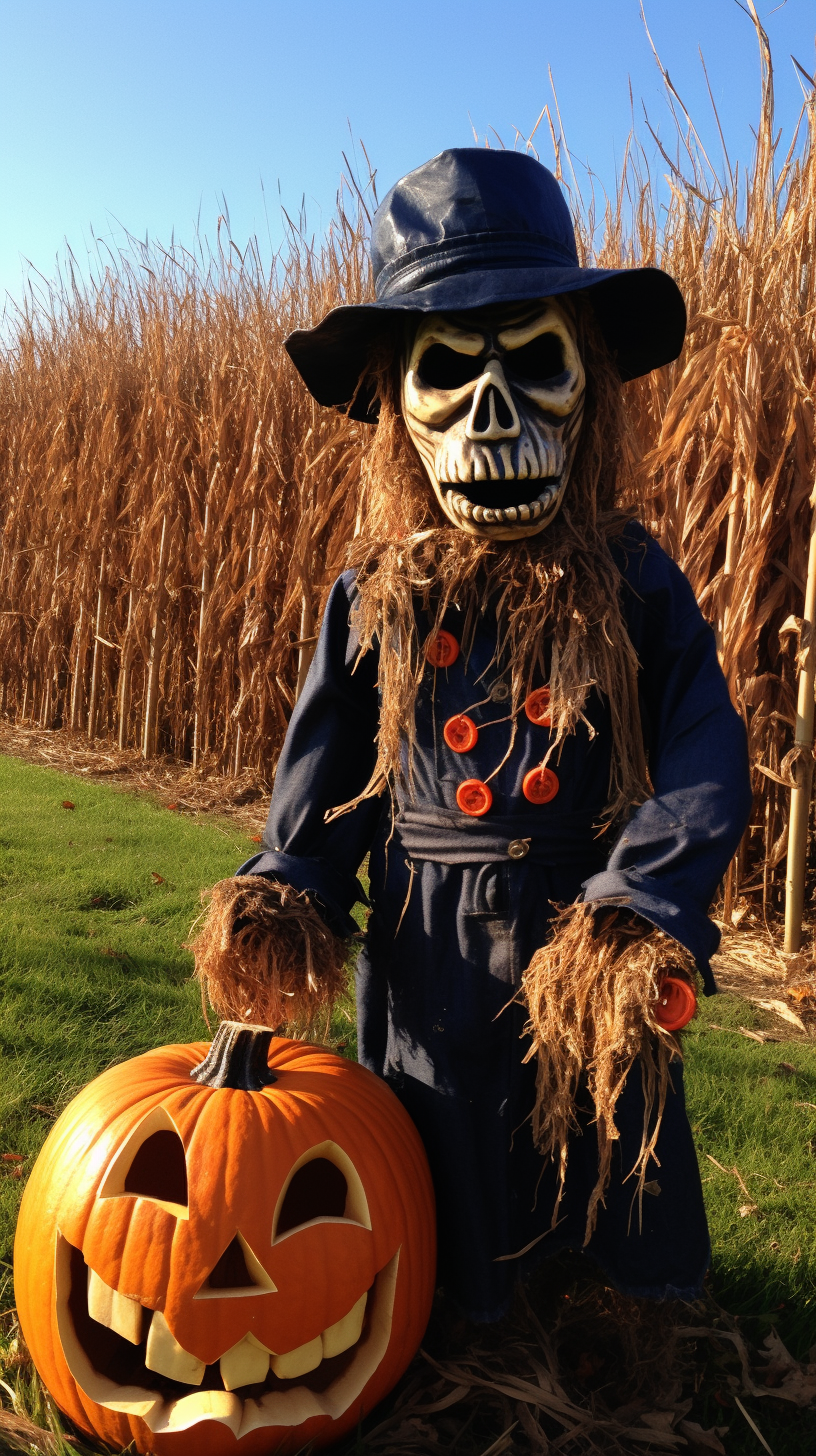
[1,22,815,915]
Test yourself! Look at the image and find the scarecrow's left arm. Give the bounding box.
[191,571,381,1029]
[581,526,753,991]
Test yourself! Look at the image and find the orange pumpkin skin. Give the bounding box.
[15,1036,436,1455]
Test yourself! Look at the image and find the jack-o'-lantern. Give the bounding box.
[14,1024,436,1455]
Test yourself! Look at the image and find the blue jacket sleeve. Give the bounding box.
[236,571,381,935]
[581,525,753,992]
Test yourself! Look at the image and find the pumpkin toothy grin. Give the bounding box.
[57,1234,400,1436]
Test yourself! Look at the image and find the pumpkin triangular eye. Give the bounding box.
[100,1106,188,1217]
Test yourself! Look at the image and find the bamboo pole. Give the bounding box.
[87,549,108,741]
[192,497,213,770]
[232,506,257,777]
[69,603,86,730]
[118,588,134,750]
[142,515,170,759]
[784,491,816,952]
[295,591,315,702]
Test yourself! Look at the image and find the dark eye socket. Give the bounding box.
[507,333,567,383]
[417,343,484,391]
[276,1158,348,1235]
[123,1129,188,1206]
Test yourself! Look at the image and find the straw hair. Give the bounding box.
[189,875,349,1032]
[336,300,651,825]
[522,904,697,1243]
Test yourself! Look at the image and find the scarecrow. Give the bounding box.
[194,150,752,1322]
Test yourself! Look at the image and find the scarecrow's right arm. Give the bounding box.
[192,571,382,1029]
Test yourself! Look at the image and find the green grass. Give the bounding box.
[684,992,816,1351]
[1,752,815,1452]
[0,753,356,1267]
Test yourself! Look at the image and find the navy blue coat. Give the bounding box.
[239,523,752,1320]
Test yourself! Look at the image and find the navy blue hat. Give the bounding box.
[286,148,686,423]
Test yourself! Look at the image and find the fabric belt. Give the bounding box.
[394,804,609,868]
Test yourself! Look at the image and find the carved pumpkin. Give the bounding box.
[14,1025,436,1454]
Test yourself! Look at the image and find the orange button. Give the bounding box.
[426,629,460,668]
[444,714,478,753]
[654,975,697,1032]
[525,687,552,727]
[522,766,559,804]
[456,779,493,817]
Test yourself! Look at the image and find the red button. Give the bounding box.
[525,687,552,727]
[444,715,478,753]
[426,630,460,668]
[522,767,559,804]
[654,975,697,1031]
[456,779,493,816]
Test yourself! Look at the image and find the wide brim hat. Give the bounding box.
[286,148,686,424]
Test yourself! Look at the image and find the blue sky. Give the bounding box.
[0,0,814,309]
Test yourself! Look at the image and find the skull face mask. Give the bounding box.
[401,299,586,541]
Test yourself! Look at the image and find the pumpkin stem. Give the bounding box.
[190,1021,278,1090]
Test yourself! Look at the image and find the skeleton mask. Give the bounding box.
[401,299,586,540]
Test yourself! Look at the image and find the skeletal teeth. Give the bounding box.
[482,508,496,524]
[518,503,531,522]
[87,1268,144,1345]
[322,1292,367,1358]
[270,1335,323,1380]
[505,506,518,522]
[220,1334,271,1391]
[145,1310,206,1386]
[471,505,486,523]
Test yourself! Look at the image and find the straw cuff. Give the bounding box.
[581,866,720,995]
[235,849,366,938]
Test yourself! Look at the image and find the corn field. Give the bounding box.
[1,15,815,918]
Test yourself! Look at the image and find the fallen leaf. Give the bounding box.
[251,835,262,843]
[1,1153,23,1163]
[739,1203,759,1218]
[640,1408,684,1431]
[776,1061,797,1077]
[151,872,165,884]
[167,802,178,810]
[7,1166,23,1179]
[643,1179,661,1196]
[757,999,807,1032]
[738,1026,775,1043]
[787,984,815,1003]
[61,800,75,810]
[30,1104,56,1117]
[677,1420,728,1454]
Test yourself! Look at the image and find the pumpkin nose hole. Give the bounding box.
[276,1158,348,1235]
[206,1237,259,1290]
